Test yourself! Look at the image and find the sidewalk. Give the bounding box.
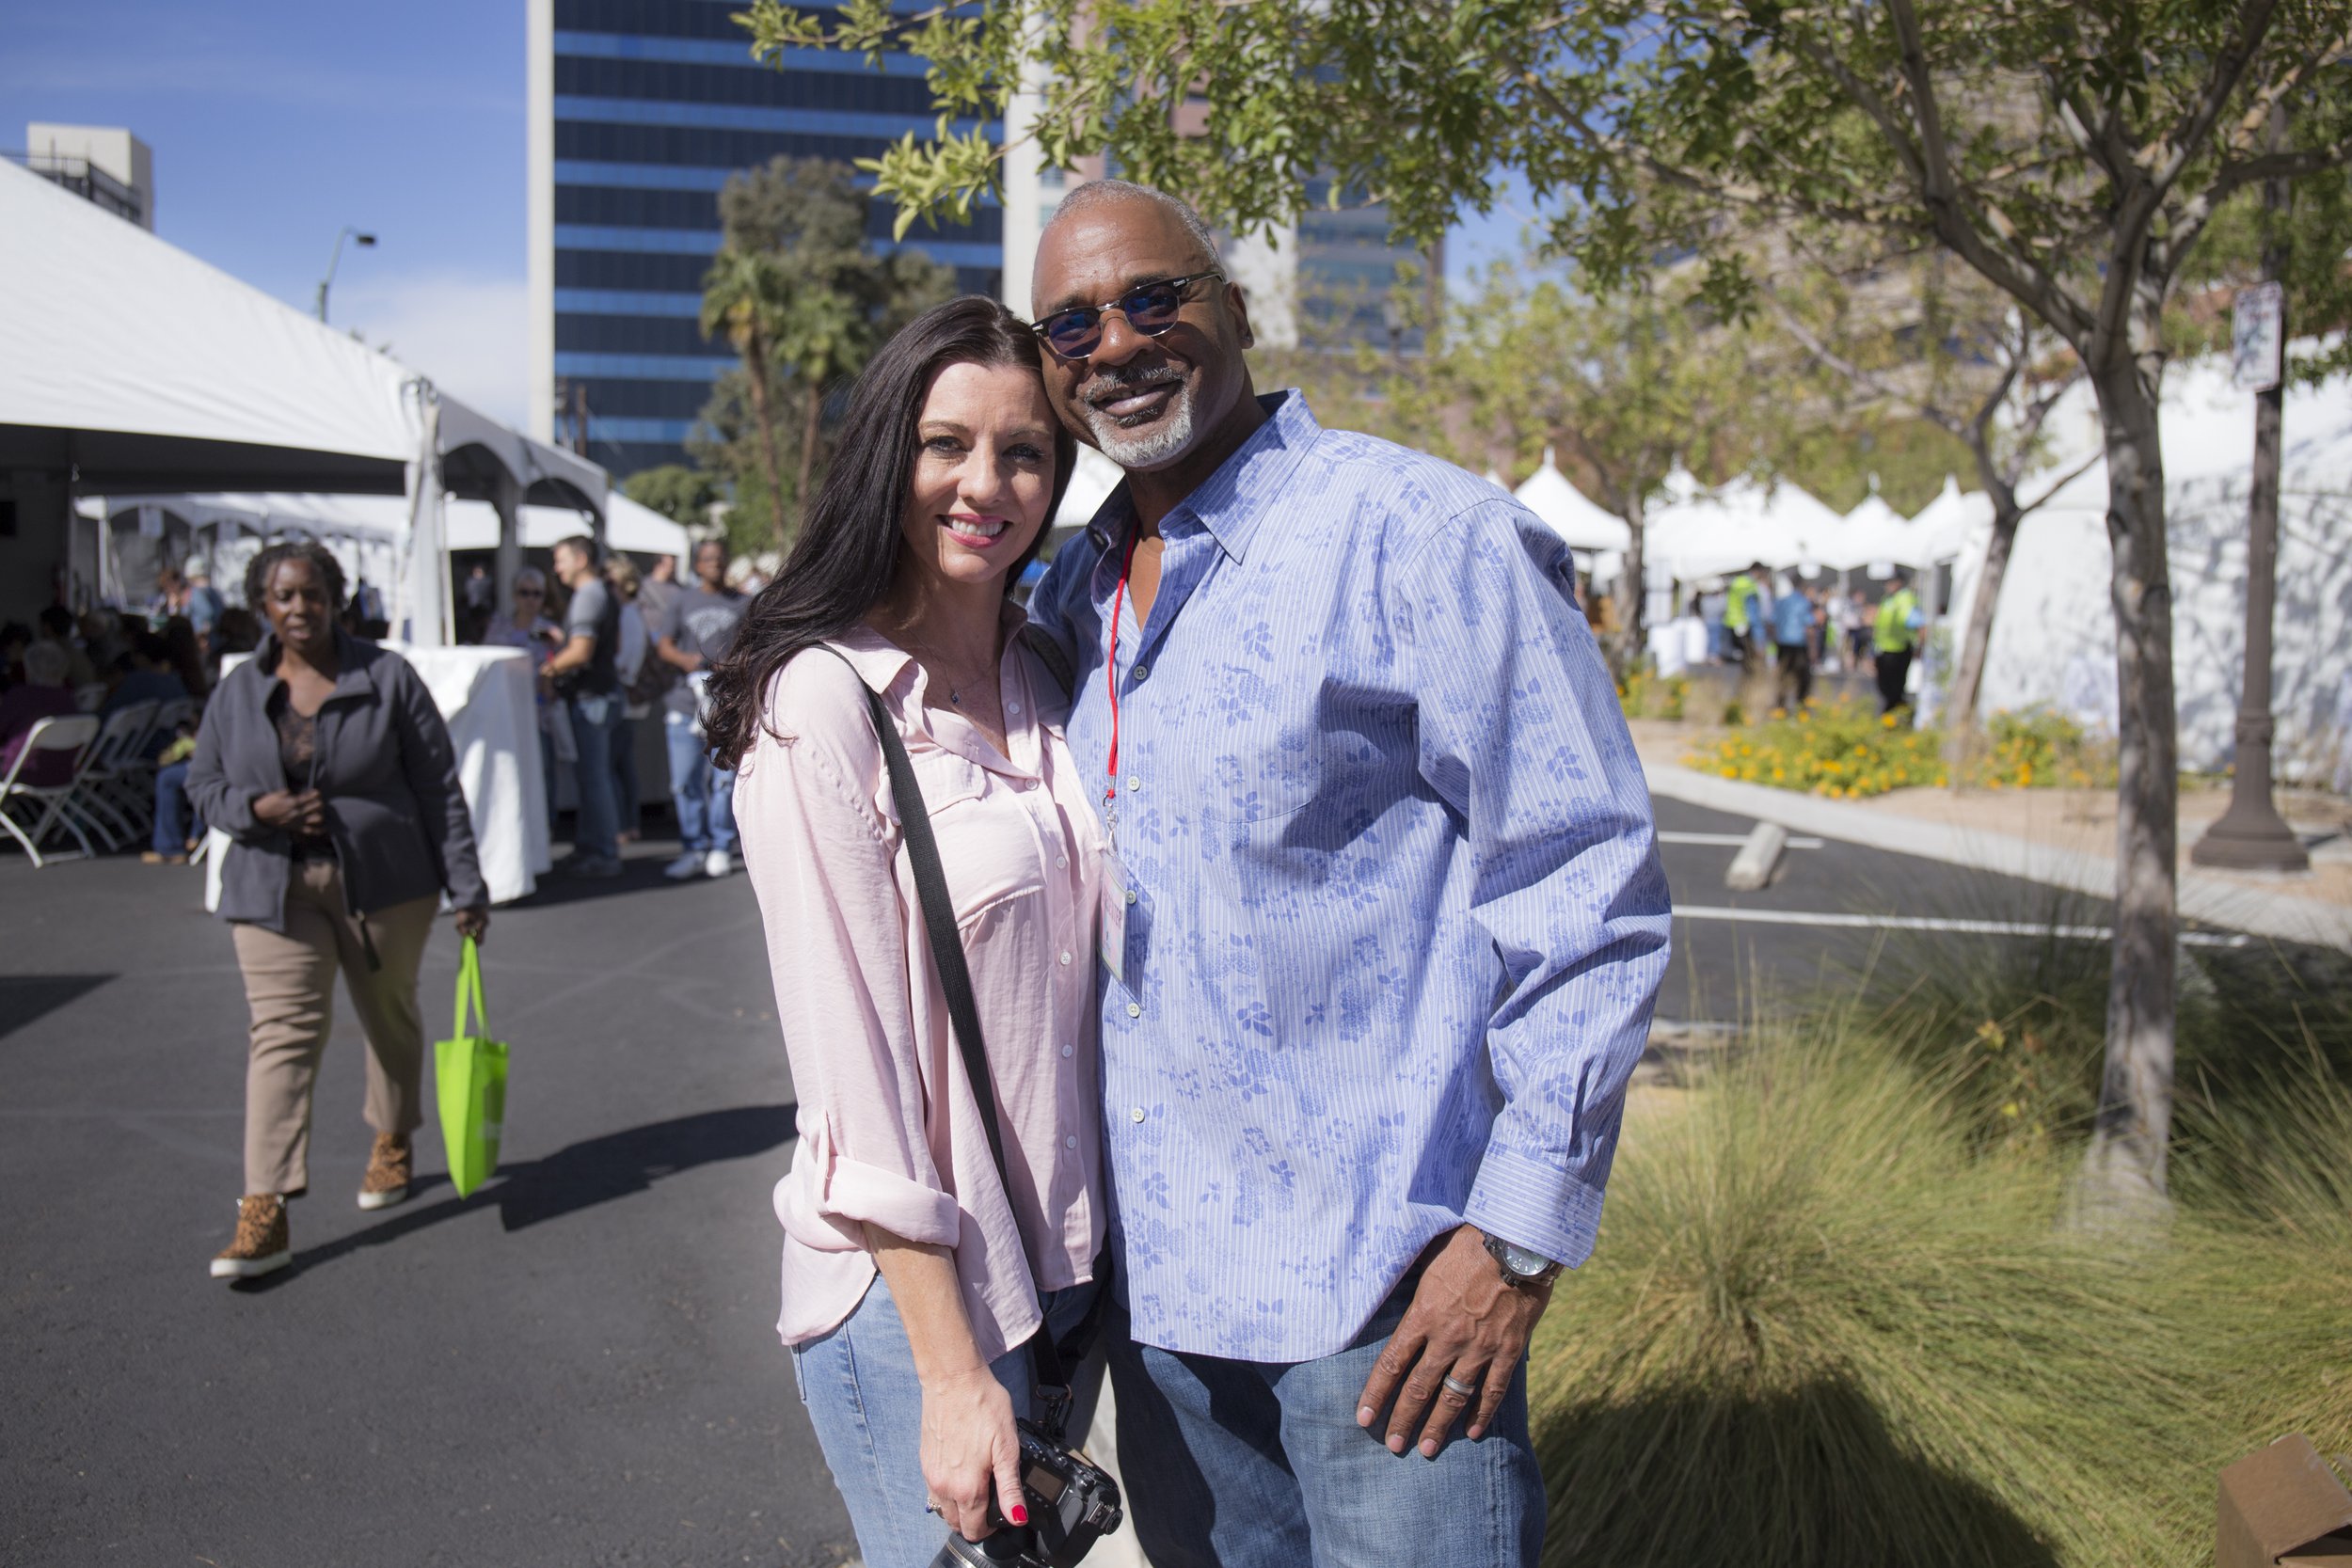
[1629,720,2352,952]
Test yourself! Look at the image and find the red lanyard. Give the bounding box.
[1104,530,1138,806]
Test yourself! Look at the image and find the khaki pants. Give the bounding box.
[231,860,438,1196]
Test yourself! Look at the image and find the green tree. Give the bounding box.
[1756,251,2091,761]
[739,0,2352,1214]
[621,466,722,535]
[697,156,954,548]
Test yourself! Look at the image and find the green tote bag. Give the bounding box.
[435,937,508,1198]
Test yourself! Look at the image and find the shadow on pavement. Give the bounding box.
[511,854,742,910]
[0,974,116,1041]
[235,1102,795,1291]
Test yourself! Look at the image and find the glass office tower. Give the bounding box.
[528,0,1000,479]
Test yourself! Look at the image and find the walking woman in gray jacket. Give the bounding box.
[189,540,490,1280]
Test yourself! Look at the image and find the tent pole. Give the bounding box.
[494,468,524,626]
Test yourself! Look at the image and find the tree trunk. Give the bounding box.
[1616,505,1648,673]
[1941,499,2020,778]
[795,377,823,548]
[2072,357,2181,1225]
[743,345,791,553]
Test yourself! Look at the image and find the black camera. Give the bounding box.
[930,1418,1123,1568]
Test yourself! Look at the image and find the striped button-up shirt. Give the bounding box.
[1027,391,1672,1362]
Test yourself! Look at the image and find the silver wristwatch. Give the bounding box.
[1482,1232,1563,1290]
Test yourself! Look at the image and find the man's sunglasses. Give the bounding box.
[1032,271,1224,361]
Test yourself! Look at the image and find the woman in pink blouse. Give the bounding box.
[706,298,1100,1567]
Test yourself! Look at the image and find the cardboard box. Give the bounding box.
[2219,1434,2352,1568]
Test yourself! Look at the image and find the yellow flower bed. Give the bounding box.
[1685,700,2115,799]
[1685,698,1947,799]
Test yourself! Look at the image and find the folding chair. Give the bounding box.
[58,701,158,852]
[0,715,102,866]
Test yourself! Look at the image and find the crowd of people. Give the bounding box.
[466,534,747,880]
[1677,562,1927,717]
[0,569,271,858]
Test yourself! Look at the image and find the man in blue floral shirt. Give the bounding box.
[1025,181,1672,1568]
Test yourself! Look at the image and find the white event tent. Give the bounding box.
[1644,467,1849,579]
[1515,447,1634,551]
[1947,353,2352,780]
[0,157,606,641]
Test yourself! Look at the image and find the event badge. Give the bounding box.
[1098,841,1130,990]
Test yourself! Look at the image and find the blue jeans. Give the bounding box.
[793,1274,1103,1568]
[566,693,621,862]
[1107,1274,1544,1568]
[153,760,200,855]
[613,715,641,833]
[662,708,735,856]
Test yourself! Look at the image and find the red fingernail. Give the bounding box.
[1009,1504,1028,1526]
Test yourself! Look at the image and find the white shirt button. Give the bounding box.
[1064,1134,1077,1150]
[1008,700,1023,715]
[1127,776,1140,792]
[1125,1002,1141,1018]
[1129,1106,1146,1124]
[1124,890,1137,905]
[1058,950,1072,966]
[1057,855,1068,869]
[1061,1044,1073,1058]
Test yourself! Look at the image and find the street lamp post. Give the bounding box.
[2192,106,2309,875]
[315,227,377,324]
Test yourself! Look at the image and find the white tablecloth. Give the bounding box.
[205,643,549,910]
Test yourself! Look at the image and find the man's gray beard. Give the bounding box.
[1081,379,1199,469]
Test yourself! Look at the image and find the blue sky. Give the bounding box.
[4,0,1531,426]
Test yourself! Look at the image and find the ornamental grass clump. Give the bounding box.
[1685,697,1946,798]
[1528,1024,2222,1568]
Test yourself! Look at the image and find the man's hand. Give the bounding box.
[1355,1225,1550,1459]
[453,906,490,943]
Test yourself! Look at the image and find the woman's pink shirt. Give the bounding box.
[736,621,1104,1364]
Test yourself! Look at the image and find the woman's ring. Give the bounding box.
[1441,1373,1478,1398]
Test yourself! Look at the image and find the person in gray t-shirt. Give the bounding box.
[655,538,747,879]
[547,535,625,875]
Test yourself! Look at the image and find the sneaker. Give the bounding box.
[564,856,623,879]
[210,1194,292,1279]
[662,851,705,880]
[704,848,734,879]
[358,1132,411,1211]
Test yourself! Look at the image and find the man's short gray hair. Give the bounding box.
[24,640,68,687]
[1041,179,1222,276]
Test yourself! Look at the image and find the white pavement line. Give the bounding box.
[1646,766,2352,952]
[1659,831,1826,848]
[1673,903,2251,948]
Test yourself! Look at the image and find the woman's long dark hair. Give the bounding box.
[703,295,1076,768]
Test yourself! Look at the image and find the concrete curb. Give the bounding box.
[1647,764,2352,952]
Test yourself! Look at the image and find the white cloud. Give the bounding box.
[332,272,530,429]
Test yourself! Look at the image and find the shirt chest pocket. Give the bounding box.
[899,752,1047,925]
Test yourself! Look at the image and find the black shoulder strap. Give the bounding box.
[1017,623,1075,702]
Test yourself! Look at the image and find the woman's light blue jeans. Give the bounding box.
[793,1273,1102,1568]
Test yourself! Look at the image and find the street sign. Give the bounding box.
[2233,281,2284,392]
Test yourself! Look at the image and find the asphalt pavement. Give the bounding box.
[0,841,853,1568]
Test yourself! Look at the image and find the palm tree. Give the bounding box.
[700,246,794,549]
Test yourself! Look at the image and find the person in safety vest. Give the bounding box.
[1872,574,1922,717]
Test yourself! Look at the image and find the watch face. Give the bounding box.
[1503,1243,1549,1275]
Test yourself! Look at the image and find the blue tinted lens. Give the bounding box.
[1042,309,1101,355]
[1120,281,1186,326]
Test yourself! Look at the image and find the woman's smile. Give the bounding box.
[942,513,1012,547]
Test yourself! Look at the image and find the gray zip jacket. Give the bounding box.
[188,631,487,932]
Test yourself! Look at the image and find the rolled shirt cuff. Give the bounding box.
[814,1154,961,1249]
[1462,1141,1608,1270]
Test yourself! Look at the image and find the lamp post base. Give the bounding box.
[2190,800,2311,873]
